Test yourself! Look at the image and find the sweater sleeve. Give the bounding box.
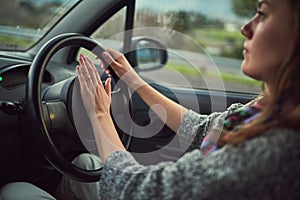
[177,103,244,150]
[99,129,300,200]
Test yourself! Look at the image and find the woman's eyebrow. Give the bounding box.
[257,0,270,8]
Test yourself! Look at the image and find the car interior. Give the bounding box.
[0,0,258,195]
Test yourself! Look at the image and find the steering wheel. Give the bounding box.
[26,33,132,182]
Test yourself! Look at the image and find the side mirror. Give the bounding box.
[128,37,168,71]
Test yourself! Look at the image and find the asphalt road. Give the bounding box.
[139,50,260,94]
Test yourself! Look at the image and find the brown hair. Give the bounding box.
[219,0,300,145]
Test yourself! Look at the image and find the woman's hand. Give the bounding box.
[100,48,146,90]
[76,54,126,160]
[100,49,187,134]
[76,54,111,119]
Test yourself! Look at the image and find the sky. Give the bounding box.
[136,0,248,23]
[31,0,248,23]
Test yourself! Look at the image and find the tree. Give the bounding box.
[166,11,208,33]
[232,0,257,18]
[0,0,63,28]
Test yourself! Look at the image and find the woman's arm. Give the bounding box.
[76,55,125,161]
[102,48,188,133]
[99,129,299,199]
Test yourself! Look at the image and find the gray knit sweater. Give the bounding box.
[99,104,300,199]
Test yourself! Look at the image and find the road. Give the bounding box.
[139,49,260,93]
[168,49,243,75]
[0,25,43,40]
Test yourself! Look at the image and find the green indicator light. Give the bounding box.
[0,76,2,82]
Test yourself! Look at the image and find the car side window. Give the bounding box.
[78,7,126,62]
[133,0,260,94]
[91,8,126,49]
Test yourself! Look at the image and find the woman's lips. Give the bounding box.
[243,46,249,56]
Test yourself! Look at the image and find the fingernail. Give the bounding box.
[102,52,109,57]
[79,54,85,61]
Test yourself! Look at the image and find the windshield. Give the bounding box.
[0,0,79,51]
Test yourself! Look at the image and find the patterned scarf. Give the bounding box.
[200,103,264,156]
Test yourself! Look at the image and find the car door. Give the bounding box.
[120,0,259,164]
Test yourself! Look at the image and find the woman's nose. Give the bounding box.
[241,21,253,39]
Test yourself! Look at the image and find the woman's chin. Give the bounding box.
[241,64,259,80]
[241,62,250,75]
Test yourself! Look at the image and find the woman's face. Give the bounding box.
[240,0,296,85]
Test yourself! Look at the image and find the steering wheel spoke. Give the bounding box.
[43,100,71,132]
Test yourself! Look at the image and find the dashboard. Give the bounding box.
[0,53,78,127]
[0,64,52,89]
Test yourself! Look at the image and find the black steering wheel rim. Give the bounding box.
[26,33,128,182]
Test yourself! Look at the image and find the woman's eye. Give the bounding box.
[256,10,265,20]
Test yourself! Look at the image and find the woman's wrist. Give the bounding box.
[96,111,111,119]
[129,76,147,90]
[119,70,146,90]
